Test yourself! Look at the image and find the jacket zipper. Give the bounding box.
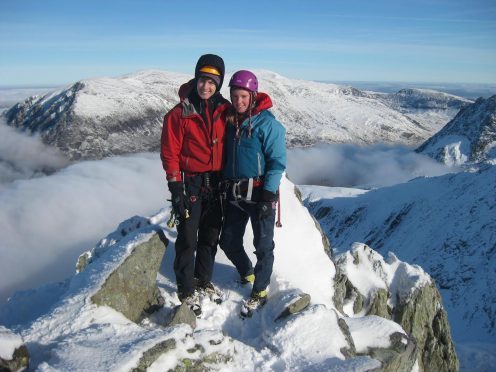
[233,136,237,177]
[257,152,262,176]
[206,100,213,166]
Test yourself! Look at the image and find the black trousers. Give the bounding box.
[219,200,276,294]
[174,173,222,299]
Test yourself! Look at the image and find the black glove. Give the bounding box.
[257,190,277,220]
[168,181,190,219]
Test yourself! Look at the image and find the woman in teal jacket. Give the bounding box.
[219,70,286,318]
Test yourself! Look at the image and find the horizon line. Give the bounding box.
[1,78,496,90]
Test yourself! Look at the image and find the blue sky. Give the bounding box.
[1,0,495,85]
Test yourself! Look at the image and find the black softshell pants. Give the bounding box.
[174,173,222,299]
[219,200,276,294]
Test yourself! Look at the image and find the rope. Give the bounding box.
[276,188,282,228]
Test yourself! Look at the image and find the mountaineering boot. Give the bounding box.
[195,280,223,304]
[240,273,255,285]
[180,291,202,317]
[240,289,268,318]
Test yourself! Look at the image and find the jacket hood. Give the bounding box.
[178,79,195,102]
[252,92,273,115]
[231,92,274,125]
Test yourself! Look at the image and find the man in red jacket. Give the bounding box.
[161,54,229,315]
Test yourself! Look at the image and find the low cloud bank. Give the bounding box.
[0,87,54,110]
[287,143,457,188]
[0,153,166,304]
[0,119,69,188]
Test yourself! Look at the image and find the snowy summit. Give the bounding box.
[0,177,457,371]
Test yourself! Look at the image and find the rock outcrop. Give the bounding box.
[132,332,233,372]
[165,303,197,329]
[274,292,311,321]
[0,345,29,372]
[333,243,459,371]
[394,283,459,372]
[131,338,176,372]
[76,215,169,323]
[0,326,29,372]
[367,332,417,372]
[89,230,168,323]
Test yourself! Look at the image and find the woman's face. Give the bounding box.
[231,89,252,114]
[197,77,217,100]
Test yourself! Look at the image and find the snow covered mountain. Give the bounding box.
[2,71,188,160]
[0,178,457,371]
[302,163,496,370]
[2,70,468,160]
[370,88,472,133]
[416,95,496,165]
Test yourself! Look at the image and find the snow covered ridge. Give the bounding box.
[373,87,472,111]
[0,325,28,371]
[0,177,457,371]
[2,69,469,160]
[336,243,431,313]
[2,70,189,160]
[416,95,496,165]
[370,88,472,135]
[0,326,23,360]
[302,163,496,371]
[334,243,458,371]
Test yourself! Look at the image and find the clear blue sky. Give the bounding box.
[1,0,495,85]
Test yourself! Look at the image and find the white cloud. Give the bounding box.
[287,143,457,188]
[0,119,69,188]
[0,152,166,304]
[0,87,55,109]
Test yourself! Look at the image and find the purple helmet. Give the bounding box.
[228,70,258,92]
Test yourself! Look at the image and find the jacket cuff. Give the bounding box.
[166,171,182,182]
[168,181,184,193]
[261,189,278,202]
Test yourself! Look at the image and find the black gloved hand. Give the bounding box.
[257,189,278,220]
[168,181,190,219]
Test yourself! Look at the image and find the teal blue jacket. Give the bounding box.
[223,93,286,193]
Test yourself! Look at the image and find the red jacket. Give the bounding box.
[161,80,229,181]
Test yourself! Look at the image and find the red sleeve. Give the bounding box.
[161,105,184,182]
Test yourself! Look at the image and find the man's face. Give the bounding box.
[231,89,252,114]
[197,77,217,100]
